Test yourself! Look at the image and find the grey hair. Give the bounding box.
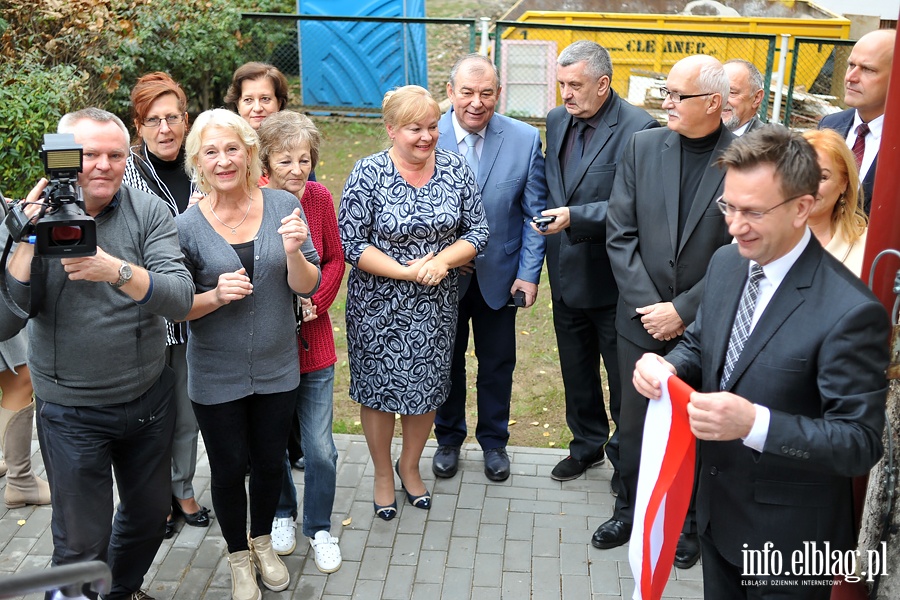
[725,59,764,93]
[449,53,500,89]
[696,60,730,99]
[557,40,612,80]
[58,107,129,144]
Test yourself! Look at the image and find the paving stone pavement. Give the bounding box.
[0,433,703,599]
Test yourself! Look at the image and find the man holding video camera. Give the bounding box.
[0,108,193,600]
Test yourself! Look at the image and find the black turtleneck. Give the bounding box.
[677,123,723,241]
[147,147,191,213]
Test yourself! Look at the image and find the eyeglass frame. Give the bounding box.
[141,114,185,128]
[715,193,811,220]
[658,87,713,104]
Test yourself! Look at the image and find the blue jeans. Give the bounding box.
[276,365,338,538]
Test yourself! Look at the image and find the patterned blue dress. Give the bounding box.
[339,148,489,415]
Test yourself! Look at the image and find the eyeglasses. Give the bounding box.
[658,87,712,104]
[142,115,184,128]
[716,194,808,220]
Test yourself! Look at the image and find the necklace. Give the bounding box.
[209,194,252,234]
[390,149,431,188]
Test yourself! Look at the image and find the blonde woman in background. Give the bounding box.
[802,128,868,277]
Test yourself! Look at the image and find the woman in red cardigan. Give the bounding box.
[258,111,345,572]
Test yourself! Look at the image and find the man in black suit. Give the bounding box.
[599,55,734,566]
[818,28,895,214]
[723,59,765,136]
[633,126,889,599]
[534,40,658,482]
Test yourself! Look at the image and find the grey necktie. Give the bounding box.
[464,133,479,178]
[564,120,587,185]
[720,264,765,388]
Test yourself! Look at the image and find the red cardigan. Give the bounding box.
[298,181,345,373]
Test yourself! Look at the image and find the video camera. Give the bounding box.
[5,134,97,257]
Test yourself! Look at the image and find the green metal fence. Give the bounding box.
[240,13,478,113]
[238,13,856,128]
[783,36,857,129]
[493,20,776,122]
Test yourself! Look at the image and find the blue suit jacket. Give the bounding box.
[818,108,877,214]
[437,109,548,310]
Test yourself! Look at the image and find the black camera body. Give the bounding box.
[5,134,97,257]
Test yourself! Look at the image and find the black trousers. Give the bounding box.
[192,387,298,553]
[551,298,621,465]
[613,333,696,535]
[37,368,176,600]
[437,273,517,450]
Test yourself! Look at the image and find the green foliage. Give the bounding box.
[0,57,90,199]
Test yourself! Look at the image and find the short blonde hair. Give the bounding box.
[258,110,321,173]
[185,108,262,193]
[382,85,440,129]
[802,128,867,245]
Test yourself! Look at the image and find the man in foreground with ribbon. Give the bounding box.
[631,125,889,599]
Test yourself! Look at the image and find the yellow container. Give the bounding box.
[498,0,850,100]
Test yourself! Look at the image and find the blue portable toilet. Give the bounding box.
[298,0,427,110]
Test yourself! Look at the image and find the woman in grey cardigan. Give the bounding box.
[178,109,320,600]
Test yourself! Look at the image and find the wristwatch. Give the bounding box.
[110,260,133,289]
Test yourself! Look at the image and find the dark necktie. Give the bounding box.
[721,264,765,388]
[464,133,480,178]
[565,120,587,185]
[852,122,869,169]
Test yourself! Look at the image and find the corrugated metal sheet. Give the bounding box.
[298,0,427,109]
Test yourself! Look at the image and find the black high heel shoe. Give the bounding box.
[395,459,431,510]
[172,496,211,528]
[373,500,398,521]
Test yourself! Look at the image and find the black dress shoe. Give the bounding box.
[432,445,460,478]
[164,517,176,539]
[673,532,701,569]
[483,448,510,482]
[172,497,211,528]
[591,518,632,549]
[551,451,605,481]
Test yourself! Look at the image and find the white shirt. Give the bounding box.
[845,111,883,182]
[742,227,811,452]
[732,119,753,137]
[451,112,485,162]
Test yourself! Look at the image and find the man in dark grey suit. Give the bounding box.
[722,59,765,136]
[534,40,658,483]
[599,55,734,566]
[433,54,548,482]
[818,29,895,214]
[633,126,889,598]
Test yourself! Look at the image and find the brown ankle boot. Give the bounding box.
[1,401,50,508]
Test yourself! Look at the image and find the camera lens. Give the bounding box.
[48,225,85,246]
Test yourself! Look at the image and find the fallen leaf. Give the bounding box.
[508,419,517,426]
[17,519,26,526]
[353,421,361,426]
[333,327,341,332]
[549,442,556,447]
[342,517,352,526]
[520,331,530,335]
[395,413,401,420]
[542,407,548,412]
[543,423,549,428]
[538,370,546,374]
[530,421,540,426]
[542,432,550,437]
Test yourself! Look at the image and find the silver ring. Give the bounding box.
[304,309,311,316]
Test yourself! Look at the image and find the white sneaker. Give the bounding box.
[270,517,297,556]
[309,530,342,573]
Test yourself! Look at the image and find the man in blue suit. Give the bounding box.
[432,53,548,482]
[818,29,894,215]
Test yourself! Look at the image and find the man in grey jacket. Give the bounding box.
[0,108,193,600]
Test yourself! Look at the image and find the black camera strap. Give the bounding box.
[0,235,45,319]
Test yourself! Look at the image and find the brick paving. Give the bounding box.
[0,434,703,599]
